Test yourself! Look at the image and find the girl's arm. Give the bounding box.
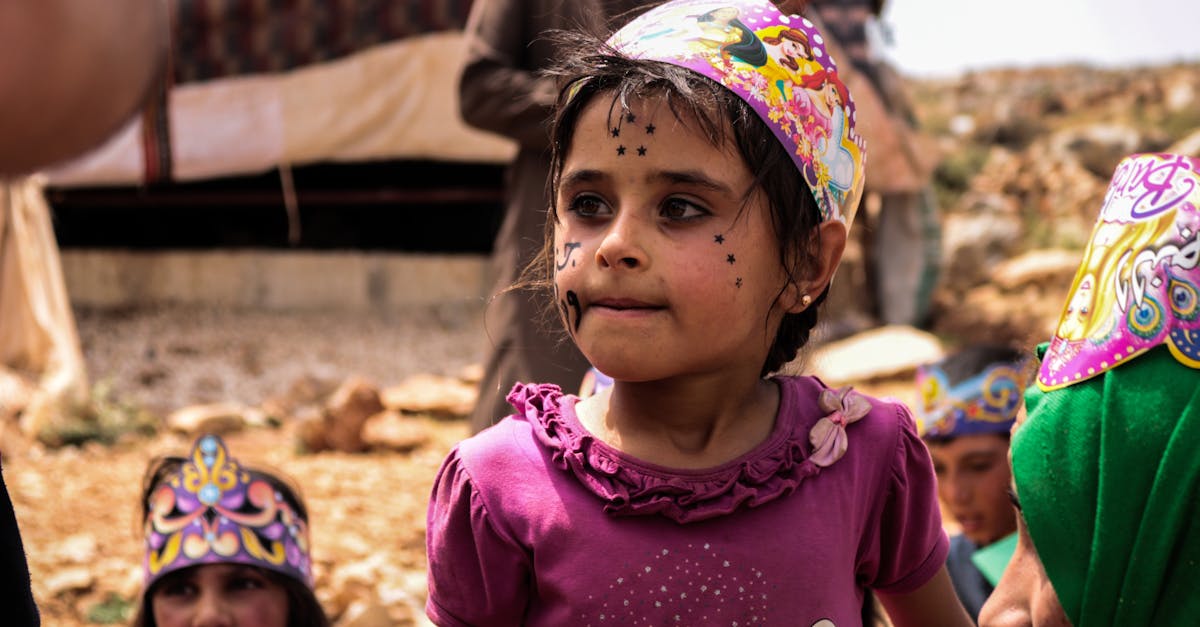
[877,565,973,627]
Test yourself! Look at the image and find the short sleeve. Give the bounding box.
[857,403,949,594]
[426,446,531,626]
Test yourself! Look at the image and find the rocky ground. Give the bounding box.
[6,61,1200,625]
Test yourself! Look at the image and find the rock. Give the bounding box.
[940,207,1023,292]
[336,600,392,627]
[44,566,95,597]
[810,326,945,385]
[381,374,477,418]
[288,374,339,406]
[361,411,430,452]
[50,533,98,564]
[323,378,385,453]
[296,407,329,453]
[458,362,484,385]
[165,402,248,435]
[991,249,1081,292]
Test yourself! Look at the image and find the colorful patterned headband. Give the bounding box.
[1038,153,1200,391]
[143,434,313,589]
[606,0,866,226]
[915,361,1025,438]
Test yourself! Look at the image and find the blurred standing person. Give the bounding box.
[810,0,941,329]
[459,0,658,433]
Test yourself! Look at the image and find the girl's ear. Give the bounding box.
[780,220,847,314]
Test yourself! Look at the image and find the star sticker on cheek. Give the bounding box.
[727,253,736,264]
[637,146,647,156]
[645,124,655,134]
[617,145,626,156]
[714,234,724,244]
[611,127,620,138]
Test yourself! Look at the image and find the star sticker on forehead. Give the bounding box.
[637,146,647,156]
[625,112,637,123]
[616,145,626,156]
[714,234,724,244]
[727,254,736,264]
[645,123,656,134]
[611,127,620,138]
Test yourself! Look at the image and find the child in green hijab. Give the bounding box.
[979,153,1200,626]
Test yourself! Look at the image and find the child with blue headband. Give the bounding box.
[427,1,971,624]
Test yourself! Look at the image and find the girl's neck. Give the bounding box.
[576,374,781,470]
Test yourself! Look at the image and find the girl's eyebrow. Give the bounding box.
[559,169,607,189]
[650,170,735,195]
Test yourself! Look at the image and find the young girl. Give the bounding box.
[133,433,330,627]
[427,1,970,625]
[980,153,1200,626]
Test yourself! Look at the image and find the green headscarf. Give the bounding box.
[1013,345,1200,626]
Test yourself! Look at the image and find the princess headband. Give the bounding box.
[606,0,866,226]
[915,361,1025,438]
[1038,153,1200,391]
[143,434,313,589]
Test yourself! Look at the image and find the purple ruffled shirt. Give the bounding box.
[426,376,948,626]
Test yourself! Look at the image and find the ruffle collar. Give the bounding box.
[507,380,861,524]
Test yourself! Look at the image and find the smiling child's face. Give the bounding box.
[551,94,798,384]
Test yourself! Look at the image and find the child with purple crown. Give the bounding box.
[425,1,971,624]
[133,434,329,627]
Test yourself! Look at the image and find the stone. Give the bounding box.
[323,378,384,453]
[361,411,430,452]
[44,566,95,597]
[50,533,98,564]
[336,600,392,627]
[165,402,247,435]
[810,326,945,386]
[0,367,33,423]
[991,249,1081,292]
[381,374,477,417]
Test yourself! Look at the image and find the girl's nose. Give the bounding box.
[191,593,233,627]
[595,213,648,270]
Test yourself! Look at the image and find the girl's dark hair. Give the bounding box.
[536,29,827,377]
[131,455,331,627]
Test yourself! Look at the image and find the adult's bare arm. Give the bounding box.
[0,0,168,175]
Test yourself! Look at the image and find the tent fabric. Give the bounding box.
[0,177,89,438]
[46,32,516,187]
[172,0,474,83]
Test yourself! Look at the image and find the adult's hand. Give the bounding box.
[0,0,169,175]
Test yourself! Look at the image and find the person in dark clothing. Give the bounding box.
[1,459,39,626]
[459,0,659,433]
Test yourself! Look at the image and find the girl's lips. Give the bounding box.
[591,298,663,310]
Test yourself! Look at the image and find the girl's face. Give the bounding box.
[552,95,801,384]
[926,433,1017,546]
[152,564,289,627]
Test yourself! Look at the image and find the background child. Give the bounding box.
[133,434,329,627]
[915,345,1025,621]
[426,1,971,624]
[980,153,1200,626]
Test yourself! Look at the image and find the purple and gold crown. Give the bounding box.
[915,361,1025,439]
[143,434,313,589]
[1038,153,1200,391]
[607,0,866,226]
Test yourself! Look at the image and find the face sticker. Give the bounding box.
[565,290,583,333]
[625,112,637,123]
[611,127,620,138]
[637,146,647,156]
[727,253,736,264]
[617,145,627,156]
[736,277,743,288]
[556,241,582,271]
[645,123,655,134]
[714,234,725,244]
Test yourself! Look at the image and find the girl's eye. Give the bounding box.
[566,194,610,218]
[661,197,709,220]
[231,576,266,591]
[158,580,197,598]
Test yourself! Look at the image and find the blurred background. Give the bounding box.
[2,1,1198,624]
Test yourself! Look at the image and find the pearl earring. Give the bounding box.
[800,293,812,308]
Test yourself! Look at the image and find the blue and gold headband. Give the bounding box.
[915,361,1025,439]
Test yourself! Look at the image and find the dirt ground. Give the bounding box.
[8,303,922,626]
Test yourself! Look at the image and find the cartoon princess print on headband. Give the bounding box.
[1038,153,1200,390]
[608,0,865,225]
